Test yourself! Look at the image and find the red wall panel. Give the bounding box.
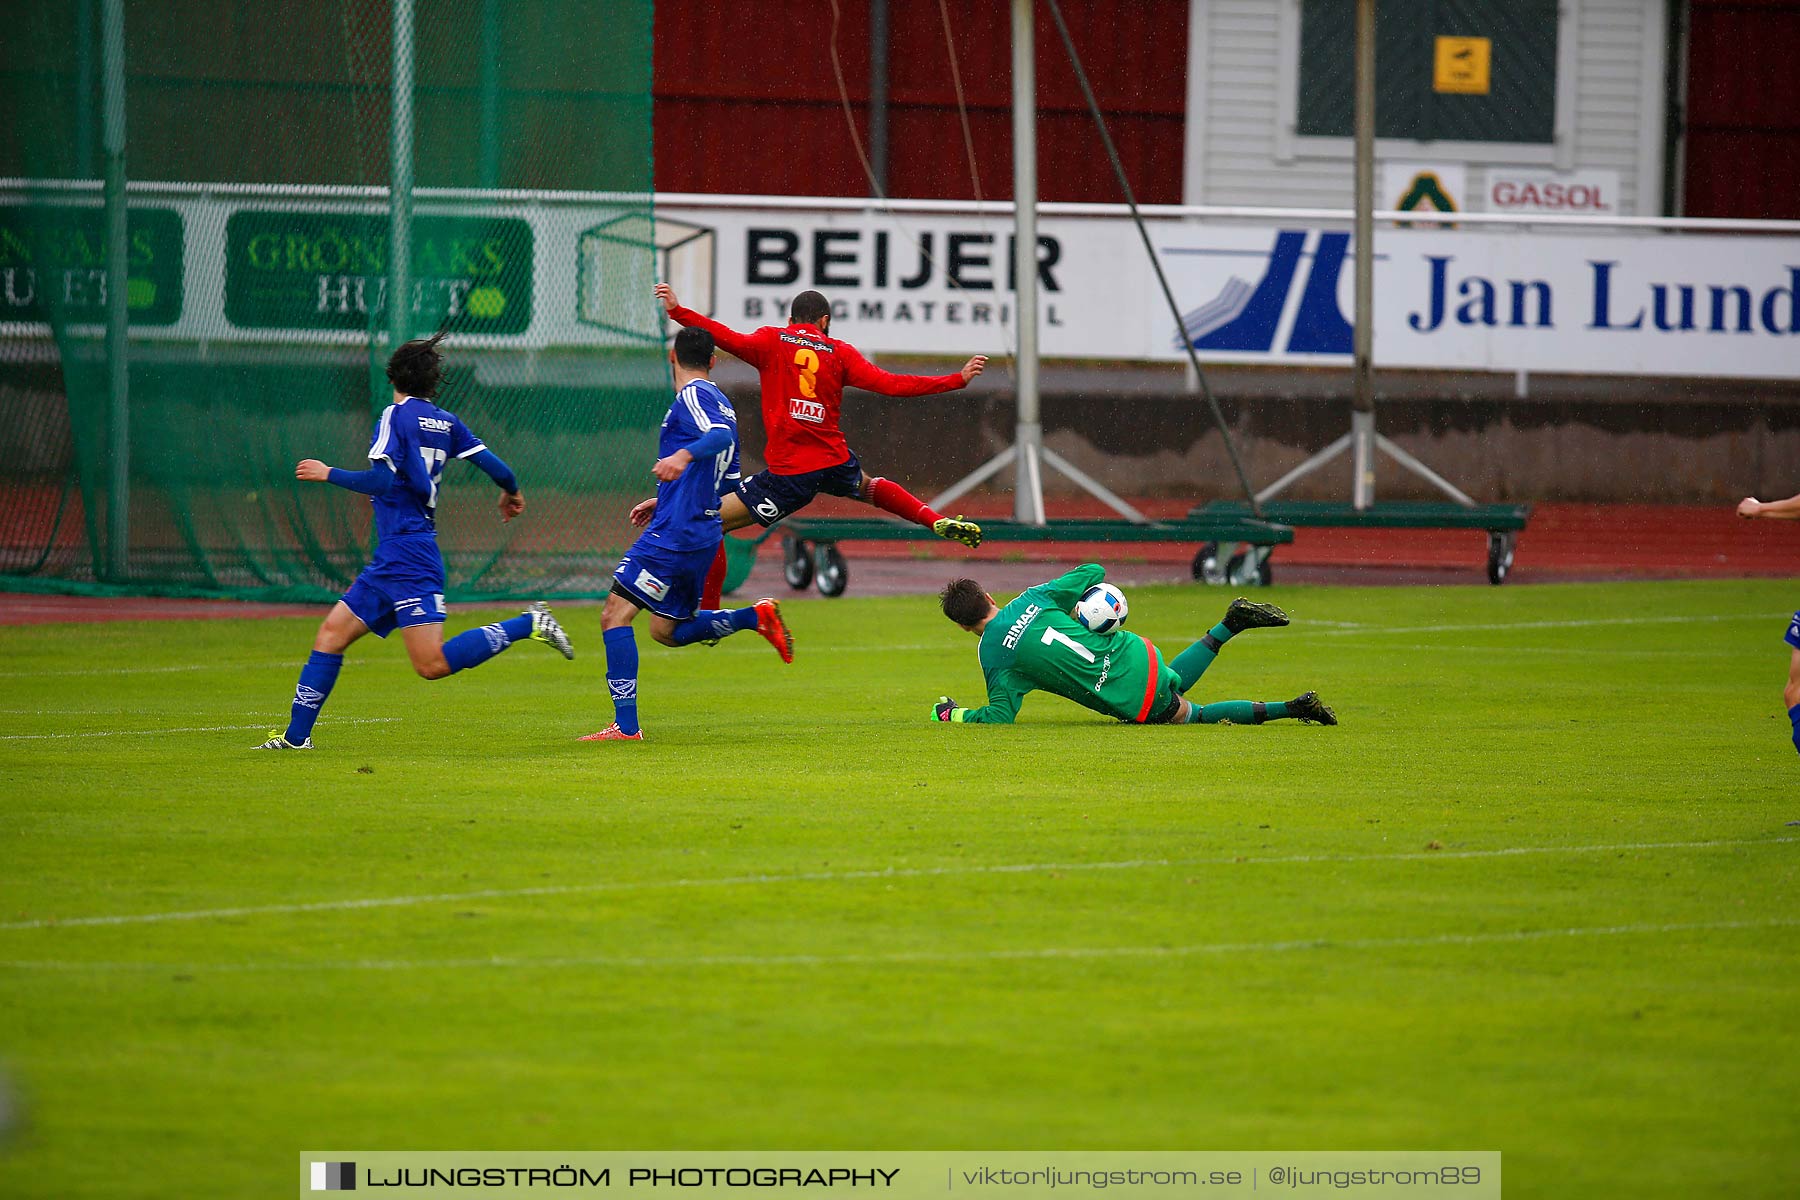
[1683,0,1800,218]
[652,0,1189,203]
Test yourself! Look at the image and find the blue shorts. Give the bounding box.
[1786,612,1800,651]
[736,451,864,527]
[341,536,447,638]
[613,535,719,621]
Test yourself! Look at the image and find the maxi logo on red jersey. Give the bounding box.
[787,398,826,424]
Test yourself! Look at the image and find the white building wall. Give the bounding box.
[1183,0,1668,215]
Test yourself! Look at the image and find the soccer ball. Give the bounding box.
[1075,583,1128,634]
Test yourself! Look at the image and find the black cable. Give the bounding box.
[1042,0,1263,518]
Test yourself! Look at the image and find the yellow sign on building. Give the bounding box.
[1434,36,1492,94]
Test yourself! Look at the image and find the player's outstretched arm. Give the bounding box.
[1039,563,1107,611]
[303,458,396,497]
[932,671,1027,724]
[1738,492,1800,519]
[841,344,984,397]
[655,283,764,364]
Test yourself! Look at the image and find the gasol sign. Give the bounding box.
[223,211,532,334]
[0,205,184,326]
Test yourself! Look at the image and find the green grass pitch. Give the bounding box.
[1,578,1797,1198]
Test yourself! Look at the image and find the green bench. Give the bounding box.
[726,515,1295,597]
[1191,501,1533,584]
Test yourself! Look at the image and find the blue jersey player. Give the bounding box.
[581,327,794,742]
[258,332,573,750]
[1738,488,1800,755]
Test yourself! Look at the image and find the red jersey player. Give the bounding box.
[641,285,987,596]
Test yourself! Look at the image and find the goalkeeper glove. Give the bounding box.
[932,696,960,722]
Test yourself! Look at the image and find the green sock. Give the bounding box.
[1187,699,1290,725]
[1171,623,1234,691]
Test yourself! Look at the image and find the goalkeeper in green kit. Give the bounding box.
[932,563,1336,727]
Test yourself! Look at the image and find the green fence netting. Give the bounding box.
[0,0,664,602]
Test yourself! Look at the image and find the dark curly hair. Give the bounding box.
[386,331,447,398]
[939,577,991,627]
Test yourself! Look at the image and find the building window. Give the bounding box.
[1278,0,1574,166]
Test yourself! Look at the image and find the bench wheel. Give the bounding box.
[1225,544,1273,588]
[782,535,814,590]
[1487,531,1516,585]
[1192,542,1222,585]
[814,542,848,597]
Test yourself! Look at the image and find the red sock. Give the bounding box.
[701,540,728,608]
[866,477,942,528]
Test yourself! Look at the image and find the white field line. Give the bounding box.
[1303,612,1788,637]
[2,837,1790,933]
[695,641,948,656]
[1356,643,1740,658]
[0,659,305,679]
[697,612,1788,656]
[0,709,139,715]
[0,717,399,741]
[4,917,1794,974]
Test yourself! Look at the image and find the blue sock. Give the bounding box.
[668,606,758,647]
[1790,705,1800,756]
[442,613,534,674]
[604,626,640,734]
[284,650,342,744]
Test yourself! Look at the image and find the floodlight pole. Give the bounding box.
[389,0,415,350]
[478,0,502,190]
[1351,0,1376,510]
[101,0,129,580]
[869,0,891,195]
[1010,0,1044,524]
[930,0,1147,526]
[1254,0,1475,511]
[76,0,97,177]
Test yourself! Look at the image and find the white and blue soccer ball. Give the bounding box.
[1075,583,1128,634]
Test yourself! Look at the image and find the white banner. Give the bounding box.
[1152,223,1800,377]
[6,188,1796,379]
[665,203,1800,380]
[655,204,1136,360]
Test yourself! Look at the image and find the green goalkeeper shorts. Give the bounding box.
[1140,663,1185,724]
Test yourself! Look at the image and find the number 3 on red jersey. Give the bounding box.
[792,347,820,398]
[787,348,826,424]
